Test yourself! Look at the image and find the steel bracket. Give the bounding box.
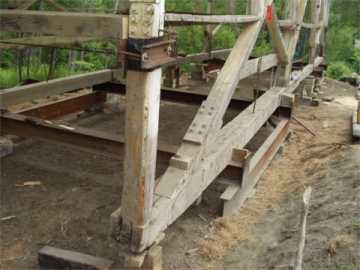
[123,37,175,71]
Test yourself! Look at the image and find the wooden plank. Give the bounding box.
[0,70,113,109]
[0,10,126,38]
[13,92,107,120]
[165,13,261,26]
[38,246,114,270]
[0,112,124,158]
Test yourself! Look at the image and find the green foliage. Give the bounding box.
[326,0,360,75]
[72,61,97,72]
[0,0,359,88]
[352,219,360,230]
[326,62,353,80]
[213,26,236,50]
[336,266,353,270]
[0,68,18,89]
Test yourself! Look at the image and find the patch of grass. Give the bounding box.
[0,68,18,89]
[0,64,85,90]
[352,219,360,230]
[336,266,353,270]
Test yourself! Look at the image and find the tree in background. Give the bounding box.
[326,0,360,79]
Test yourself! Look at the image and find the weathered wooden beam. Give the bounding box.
[17,0,39,10]
[169,19,265,177]
[165,13,261,26]
[277,0,310,86]
[164,49,232,66]
[0,52,277,110]
[0,10,127,38]
[309,0,322,62]
[13,91,107,119]
[0,111,178,161]
[43,0,66,11]
[121,0,166,253]
[0,36,99,51]
[265,4,289,64]
[38,246,114,270]
[278,20,322,29]
[0,70,113,109]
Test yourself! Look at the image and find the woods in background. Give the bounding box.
[0,0,359,88]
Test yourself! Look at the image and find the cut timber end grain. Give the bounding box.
[38,246,114,270]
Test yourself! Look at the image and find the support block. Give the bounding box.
[221,120,290,216]
[124,245,162,270]
[110,207,122,240]
[0,137,13,158]
[142,246,162,270]
[352,112,360,141]
[38,246,114,270]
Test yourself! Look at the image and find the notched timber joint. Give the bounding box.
[125,37,176,71]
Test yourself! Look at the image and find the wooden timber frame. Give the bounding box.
[0,0,330,268]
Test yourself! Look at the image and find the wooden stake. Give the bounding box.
[295,187,312,270]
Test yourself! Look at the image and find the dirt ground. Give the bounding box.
[0,78,359,270]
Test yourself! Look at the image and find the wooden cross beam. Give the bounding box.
[165,13,261,26]
[0,10,127,38]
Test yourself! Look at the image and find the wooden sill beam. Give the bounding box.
[0,70,113,109]
[165,13,261,26]
[0,36,99,50]
[0,10,126,38]
[0,54,277,109]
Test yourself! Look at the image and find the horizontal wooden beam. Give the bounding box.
[0,10,126,38]
[0,54,277,109]
[0,70,113,109]
[165,49,231,66]
[1,110,242,176]
[0,36,99,50]
[165,13,261,26]
[278,20,322,29]
[39,246,114,270]
[13,91,107,119]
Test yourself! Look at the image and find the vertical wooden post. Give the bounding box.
[48,48,57,80]
[309,0,321,62]
[248,0,265,16]
[121,0,165,252]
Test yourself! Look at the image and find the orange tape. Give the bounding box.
[266,5,273,22]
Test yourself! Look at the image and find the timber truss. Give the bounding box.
[0,0,330,268]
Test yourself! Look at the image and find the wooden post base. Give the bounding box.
[0,137,13,158]
[124,246,162,270]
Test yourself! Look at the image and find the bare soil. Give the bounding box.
[0,78,359,270]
